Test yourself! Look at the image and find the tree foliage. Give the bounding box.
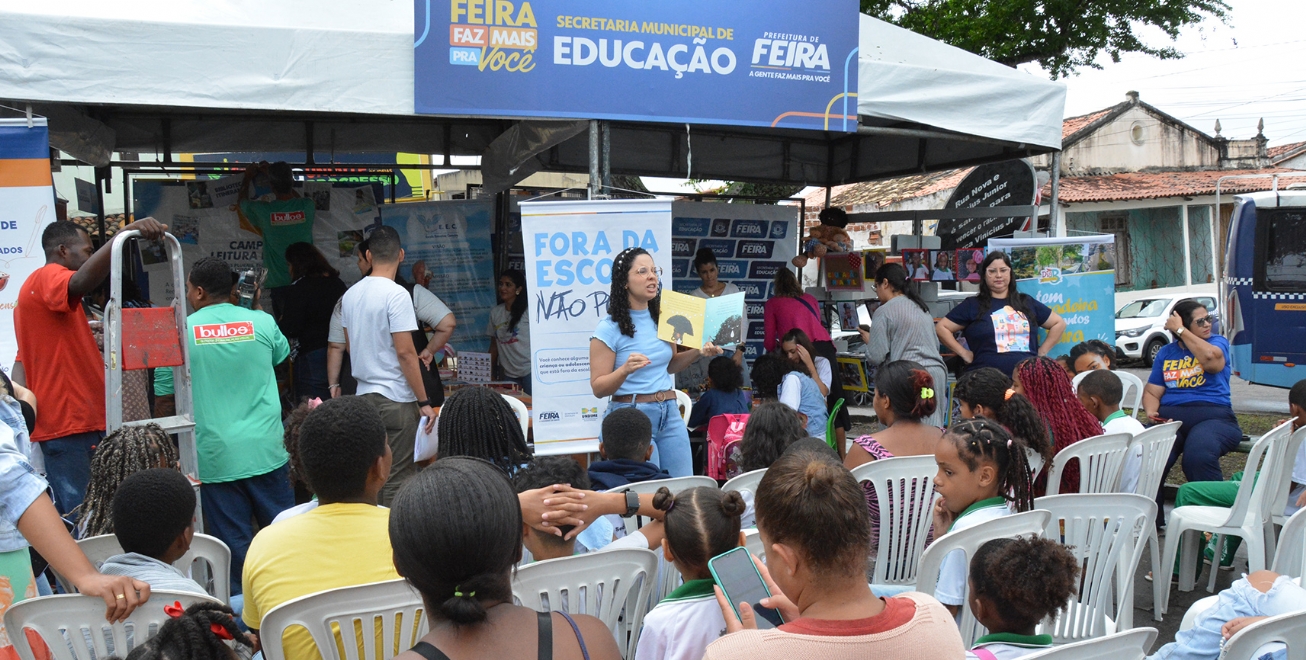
[860,0,1229,78]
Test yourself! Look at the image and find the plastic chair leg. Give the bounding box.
[1149,527,1165,621]
[1206,534,1226,593]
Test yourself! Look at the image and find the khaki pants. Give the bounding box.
[361,393,420,507]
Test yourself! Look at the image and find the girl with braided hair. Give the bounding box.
[953,367,1053,479]
[117,601,253,660]
[1012,356,1103,495]
[74,423,178,538]
[436,386,532,477]
[931,418,1036,616]
[590,248,723,477]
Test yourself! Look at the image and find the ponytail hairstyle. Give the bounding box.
[390,457,520,626]
[970,537,1080,632]
[953,367,1053,465]
[874,360,937,422]
[123,601,251,660]
[874,263,929,314]
[976,251,1030,319]
[608,247,660,338]
[1014,357,1104,493]
[754,450,870,578]
[945,418,1035,513]
[501,269,528,333]
[652,486,746,578]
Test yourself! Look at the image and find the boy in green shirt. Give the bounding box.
[236,161,315,294]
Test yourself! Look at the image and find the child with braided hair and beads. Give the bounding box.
[73,423,178,538]
[931,418,1037,617]
[953,367,1054,479]
[965,536,1080,659]
[1011,356,1104,495]
[112,601,253,660]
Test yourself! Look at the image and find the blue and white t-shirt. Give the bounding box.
[593,309,674,396]
[1147,335,1233,407]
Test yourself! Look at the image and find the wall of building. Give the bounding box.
[1066,202,1218,296]
[1058,106,1222,176]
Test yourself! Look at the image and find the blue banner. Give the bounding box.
[414,0,861,131]
[988,236,1117,359]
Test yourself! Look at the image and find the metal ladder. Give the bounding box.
[103,229,201,525]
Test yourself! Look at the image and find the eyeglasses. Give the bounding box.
[633,266,664,278]
[1192,317,1213,327]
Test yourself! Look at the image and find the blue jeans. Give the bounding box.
[603,399,692,477]
[1148,574,1304,660]
[201,463,294,596]
[40,431,103,517]
[293,347,331,402]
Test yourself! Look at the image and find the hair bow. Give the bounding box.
[920,387,934,400]
[307,397,323,409]
[1004,388,1016,401]
[164,600,234,641]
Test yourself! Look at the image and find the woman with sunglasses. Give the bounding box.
[590,248,723,477]
[1142,300,1242,520]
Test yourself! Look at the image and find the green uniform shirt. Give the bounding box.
[239,197,316,288]
[156,303,290,483]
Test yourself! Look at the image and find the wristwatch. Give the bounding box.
[1174,326,1185,337]
[624,490,640,518]
[416,399,431,407]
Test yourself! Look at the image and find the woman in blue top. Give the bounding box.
[590,248,722,477]
[937,251,1066,377]
[1143,300,1242,498]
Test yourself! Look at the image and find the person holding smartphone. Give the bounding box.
[704,449,964,659]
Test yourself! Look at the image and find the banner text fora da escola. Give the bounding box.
[414,0,861,131]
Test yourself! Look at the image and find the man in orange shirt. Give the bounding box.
[14,218,166,516]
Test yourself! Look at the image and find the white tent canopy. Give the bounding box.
[0,1,1065,186]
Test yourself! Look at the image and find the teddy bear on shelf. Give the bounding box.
[792,207,854,268]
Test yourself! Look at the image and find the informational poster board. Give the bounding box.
[669,202,798,363]
[988,235,1117,358]
[0,118,56,372]
[521,199,673,454]
[380,200,497,354]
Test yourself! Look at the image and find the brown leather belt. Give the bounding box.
[612,390,677,404]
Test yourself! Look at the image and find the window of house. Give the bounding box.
[1100,215,1131,287]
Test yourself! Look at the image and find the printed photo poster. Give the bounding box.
[955,248,984,282]
[522,199,673,453]
[0,118,57,372]
[669,202,798,364]
[380,200,497,354]
[902,249,931,281]
[988,235,1116,359]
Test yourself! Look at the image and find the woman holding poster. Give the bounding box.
[936,252,1066,378]
[590,248,723,477]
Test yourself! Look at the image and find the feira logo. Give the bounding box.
[193,321,256,345]
[1039,266,1062,285]
[449,0,538,72]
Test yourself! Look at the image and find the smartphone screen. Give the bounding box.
[708,548,784,628]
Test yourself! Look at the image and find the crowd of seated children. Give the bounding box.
[953,368,1054,478]
[687,356,751,431]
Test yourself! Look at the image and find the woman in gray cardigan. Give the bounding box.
[859,263,949,427]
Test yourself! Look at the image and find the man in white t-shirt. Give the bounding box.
[339,226,437,505]
[1077,370,1148,493]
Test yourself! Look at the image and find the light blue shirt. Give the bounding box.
[593,309,674,396]
[0,420,47,553]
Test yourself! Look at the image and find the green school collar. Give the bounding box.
[972,632,1053,648]
[1104,410,1129,424]
[950,496,1008,532]
[662,578,717,603]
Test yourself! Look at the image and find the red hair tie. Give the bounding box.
[163,600,234,641]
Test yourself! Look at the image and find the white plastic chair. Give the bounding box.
[608,476,717,602]
[721,469,766,501]
[916,509,1053,647]
[501,393,530,439]
[1072,371,1145,417]
[1045,433,1133,496]
[5,590,220,660]
[1272,507,1306,579]
[1220,610,1306,660]
[260,579,426,660]
[673,390,692,425]
[1020,628,1158,660]
[54,533,232,604]
[849,456,937,586]
[1124,420,1181,620]
[743,528,764,560]
[1160,422,1306,615]
[1035,494,1156,641]
[512,548,659,660]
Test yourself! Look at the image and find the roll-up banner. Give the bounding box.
[414,0,861,131]
[521,199,672,454]
[0,118,56,373]
[987,235,1117,358]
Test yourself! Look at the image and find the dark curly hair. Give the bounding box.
[707,355,743,393]
[282,399,316,493]
[946,418,1035,513]
[112,468,195,560]
[976,251,1031,320]
[652,486,746,579]
[755,450,869,577]
[749,352,802,400]
[738,401,807,473]
[437,386,532,476]
[607,247,660,338]
[600,407,653,462]
[122,601,251,660]
[953,367,1053,465]
[512,456,590,543]
[970,536,1080,632]
[874,360,937,422]
[297,396,388,502]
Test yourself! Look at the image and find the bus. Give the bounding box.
[1221,187,1306,388]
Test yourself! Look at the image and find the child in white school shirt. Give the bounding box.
[931,419,1039,616]
[634,485,747,660]
[1077,369,1149,493]
[965,536,1080,659]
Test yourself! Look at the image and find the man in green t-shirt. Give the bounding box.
[236,161,315,306]
[154,256,294,596]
